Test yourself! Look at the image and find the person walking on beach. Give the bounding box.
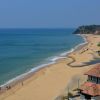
[22,82,23,86]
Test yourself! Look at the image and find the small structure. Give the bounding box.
[79,65,100,100]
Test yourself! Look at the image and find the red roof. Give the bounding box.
[80,82,100,96]
[84,64,100,78]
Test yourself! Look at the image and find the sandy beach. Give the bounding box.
[0,34,100,100]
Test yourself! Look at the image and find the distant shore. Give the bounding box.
[0,34,100,100]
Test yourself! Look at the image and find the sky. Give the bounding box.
[0,0,100,28]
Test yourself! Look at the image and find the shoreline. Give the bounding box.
[0,34,86,89]
[1,33,99,100]
[0,34,87,95]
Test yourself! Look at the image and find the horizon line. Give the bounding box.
[0,27,76,29]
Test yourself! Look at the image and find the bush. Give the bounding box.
[68,92,73,97]
[97,42,100,47]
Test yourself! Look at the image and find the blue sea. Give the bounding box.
[0,29,84,85]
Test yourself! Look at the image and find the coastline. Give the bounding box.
[0,34,86,88]
[0,33,100,100]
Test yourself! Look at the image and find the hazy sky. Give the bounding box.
[0,0,100,28]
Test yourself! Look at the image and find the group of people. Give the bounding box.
[0,81,24,94]
[0,85,11,93]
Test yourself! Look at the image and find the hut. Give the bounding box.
[79,65,100,100]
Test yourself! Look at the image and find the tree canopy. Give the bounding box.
[73,25,100,34]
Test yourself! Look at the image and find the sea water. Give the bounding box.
[0,28,84,85]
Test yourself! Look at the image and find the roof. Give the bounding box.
[84,64,100,78]
[80,82,100,96]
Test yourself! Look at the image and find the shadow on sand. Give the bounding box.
[68,57,100,67]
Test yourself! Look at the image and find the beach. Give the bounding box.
[0,34,100,100]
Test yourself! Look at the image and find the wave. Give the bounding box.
[0,34,87,88]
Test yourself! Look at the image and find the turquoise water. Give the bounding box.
[0,29,84,85]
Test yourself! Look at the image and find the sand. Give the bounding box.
[0,34,100,100]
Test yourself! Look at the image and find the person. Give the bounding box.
[22,82,23,86]
[6,86,11,90]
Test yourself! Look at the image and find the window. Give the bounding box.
[91,76,97,83]
[98,78,100,84]
[88,76,92,81]
[88,76,99,83]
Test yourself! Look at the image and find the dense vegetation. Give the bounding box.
[73,25,100,34]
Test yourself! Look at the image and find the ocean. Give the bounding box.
[0,29,84,86]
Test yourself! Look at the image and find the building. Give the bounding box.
[79,64,100,100]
